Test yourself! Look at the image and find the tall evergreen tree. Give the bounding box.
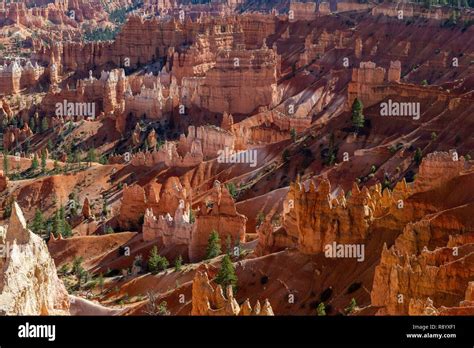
[174,255,183,272]
[41,117,49,133]
[41,150,47,172]
[31,153,39,171]
[351,98,365,132]
[215,254,238,292]
[414,148,423,165]
[148,246,169,274]
[87,148,97,166]
[205,230,221,259]
[3,151,9,175]
[53,206,72,238]
[102,199,108,217]
[30,209,45,235]
[29,117,36,134]
[290,128,297,142]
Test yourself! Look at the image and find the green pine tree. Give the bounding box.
[29,209,45,235]
[52,206,72,238]
[41,150,47,172]
[205,229,221,259]
[351,98,365,132]
[72,256,87,284]
[29,117,36,133]
[317,302,326,316]
[53,160,59,173]
[3,151,9,175]
[290,128,297,142]
[31,153,39,171]
[148,246,169,274]
[41,117,49,133]
[414,148,423,165]
[174,255,183,272]
[225,182,238,199]
[87,148,97,166]
[215,254,238,292]
[62,220,72,237]
[102,199,108,217]
[345,298,358,314]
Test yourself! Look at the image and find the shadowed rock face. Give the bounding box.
[0,203,70,315]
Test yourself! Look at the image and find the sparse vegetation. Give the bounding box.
[290,128,297,142]
[174,255,183,272]
[345,298,358,314]
[225,182,238,199]
[148,246,169,274]
[256,211,265,228]
[317,302,326,316]
[414,147,423,165]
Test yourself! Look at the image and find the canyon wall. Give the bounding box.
[372,3,474,22]
[370,152,474,315]
[33,13,277,75]
[347,61,402,108]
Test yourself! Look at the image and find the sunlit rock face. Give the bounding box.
[0,203,70,315]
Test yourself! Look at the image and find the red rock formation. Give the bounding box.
[371,2,474,22]
[119,177,189,230]
[0,61,21,95]
[129,141,203,168]
[372,239,474,315]
[414,151,467,193]
[336,1,373,12]
[348,61,401,107]
[220,112,234,131]
[369,153,474,315]
[189,181,247,261]
[142,199,192,246]
[280,178,406,254]
[3,124,34,151]
[0,59,47,96]
[191,267,273,315]
[289,1,317,22]
[0,170,8,192]
[143,181,246,262]
[82,197,91,219]
[41,69,126,118]
[118,184,147,230]
[33,13,276,74]
[178,125,235,159]
[193,45,280,114]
